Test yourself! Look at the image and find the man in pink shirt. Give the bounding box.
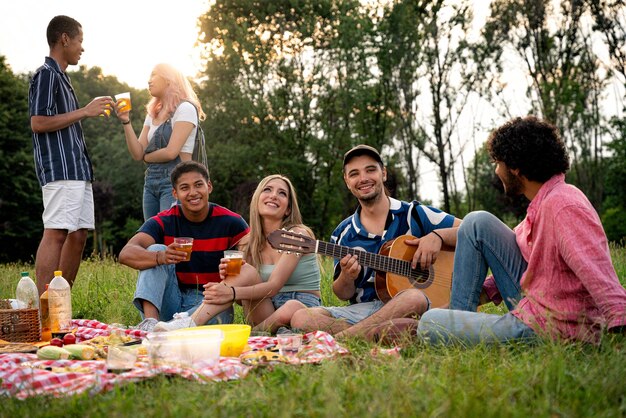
[417,116,626,344]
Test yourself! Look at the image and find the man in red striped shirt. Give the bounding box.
[119,161,250,331]
[418,116,626,344]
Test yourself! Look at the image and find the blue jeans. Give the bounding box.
[133,245,234,323]
[143,168,176,221]
[417,309,537,345]
[451,211,527,311]
[271,292,321,309]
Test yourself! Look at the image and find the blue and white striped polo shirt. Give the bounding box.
[330,197,455,304]
[29,57,93,186]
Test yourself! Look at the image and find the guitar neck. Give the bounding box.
[315,240,411,276]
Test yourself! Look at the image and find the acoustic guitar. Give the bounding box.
[267,230,454,308]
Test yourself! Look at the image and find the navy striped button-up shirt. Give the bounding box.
[29,57,93,186]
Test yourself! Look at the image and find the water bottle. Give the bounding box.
[16,271,39,309]
[48,270,72,333]
[40,284,51,342]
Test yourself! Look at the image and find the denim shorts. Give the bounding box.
[272,291,321,309]
[322,300,385,325]
[133,244,233,324]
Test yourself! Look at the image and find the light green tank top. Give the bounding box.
[258,254,320,292]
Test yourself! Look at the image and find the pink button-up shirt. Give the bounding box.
[485,174,626,343]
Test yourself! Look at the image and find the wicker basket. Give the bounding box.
[0,308,41,342]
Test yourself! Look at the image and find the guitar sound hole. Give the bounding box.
[408,267,432,288]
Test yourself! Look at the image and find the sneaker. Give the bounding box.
[153,312,197,332]
[276,326,292,335]
[132,317,158,332]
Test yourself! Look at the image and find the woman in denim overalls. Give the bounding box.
[116,63,205,220]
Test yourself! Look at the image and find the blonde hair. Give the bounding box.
[146,63,206,121]
[246,174,314,269]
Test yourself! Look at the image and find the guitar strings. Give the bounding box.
[274,233,456,287]
[316,241,456,286]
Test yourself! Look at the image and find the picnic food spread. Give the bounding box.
[1,274,350,399]
[0,319,350,400]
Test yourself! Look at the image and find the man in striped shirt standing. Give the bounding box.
[29,15,114,294]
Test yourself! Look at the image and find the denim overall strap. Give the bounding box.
[145,118,181,177]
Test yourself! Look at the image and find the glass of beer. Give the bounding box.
[115,92,132,113]
[224,250,244,275]
[174,237,194,262]
[96,96,113,117]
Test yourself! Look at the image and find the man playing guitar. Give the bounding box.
[290,145,461,340]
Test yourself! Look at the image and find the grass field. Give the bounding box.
[0,246,625,417]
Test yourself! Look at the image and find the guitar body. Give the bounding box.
[374,235,454,308]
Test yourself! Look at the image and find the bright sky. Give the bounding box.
[0,0,210,88]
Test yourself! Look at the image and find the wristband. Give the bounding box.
[122,120,131,125]
[156,251,161,266]
[432,230,444,245]
[231,285,236,302]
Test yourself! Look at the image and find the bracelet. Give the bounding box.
[122,120,131,125]
[156,251,161,266]
[231,285,236,302]
[432,230,444,245]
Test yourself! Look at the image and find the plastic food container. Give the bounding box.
[177,324,251,357]
[145,328,223,367]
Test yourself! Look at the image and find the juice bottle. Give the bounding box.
[48,270,72,333]
[40,284,51,342]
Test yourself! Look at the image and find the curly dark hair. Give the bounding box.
[46,15,82,47]
[487,116,570,182]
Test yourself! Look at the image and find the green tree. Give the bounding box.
[601,117,626,242]
[0,57,42,262]
[588,0,626,242]
[197,0,381,238]
[377,0,483,214]
[481,0,608,209]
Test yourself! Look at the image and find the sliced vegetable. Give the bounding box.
[63,344,96,360]
[37,345,71,360]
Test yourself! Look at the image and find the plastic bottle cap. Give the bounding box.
[54,271,62,276]
[21,272,29,277]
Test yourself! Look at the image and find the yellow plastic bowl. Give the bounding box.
[180,324,251,357]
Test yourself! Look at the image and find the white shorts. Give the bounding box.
[42,180,95,232]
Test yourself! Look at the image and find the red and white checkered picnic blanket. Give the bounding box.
[0,319,349,399]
